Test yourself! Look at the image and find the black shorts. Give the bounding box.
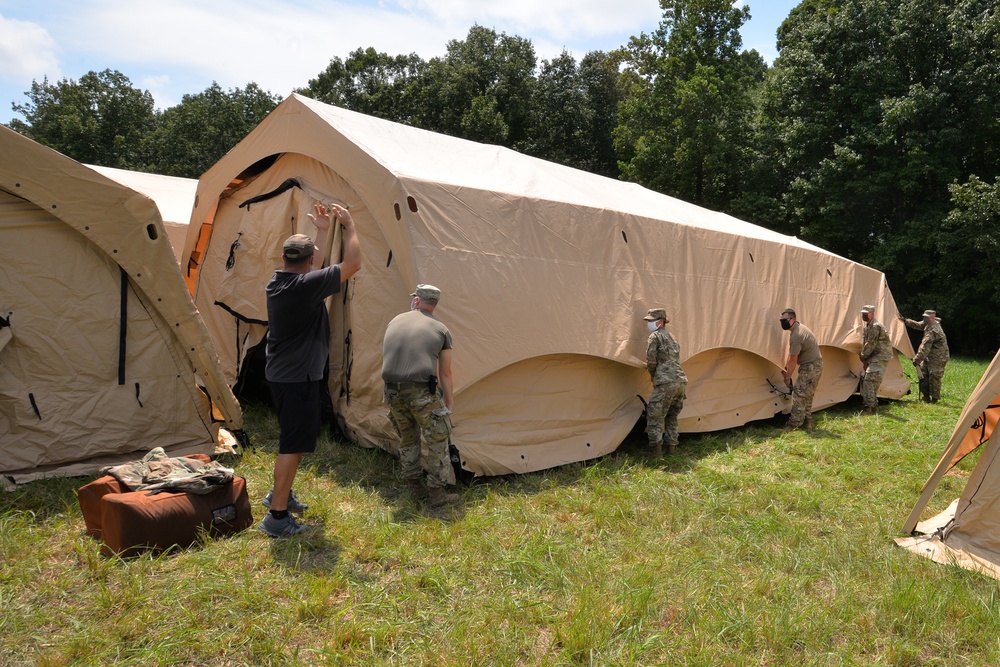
[269,380,322,454]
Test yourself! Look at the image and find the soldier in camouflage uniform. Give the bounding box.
[779,308,823,432]
[858,305,893,415]
[643,308,687,457]
[382,284,459,507]
[901,309,949,402]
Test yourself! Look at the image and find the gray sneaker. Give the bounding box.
[261,488,308,514]
[257,512,309,538]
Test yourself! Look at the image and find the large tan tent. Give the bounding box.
[896,351,1000,579]
[184,93,914,477]
[88,165,196,265]
[0,126,242,483]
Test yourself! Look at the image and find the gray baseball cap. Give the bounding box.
[282,234,315,259]
[411,284,442,301]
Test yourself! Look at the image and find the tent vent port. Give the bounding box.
[145,224,159,240]
[386,250,393,268]
[407,196,418,212]
[621,231,628,243]
[394,203,401,220]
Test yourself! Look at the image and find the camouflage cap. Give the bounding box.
[283,233,315,259]
[411,284,441,302]
[922,309,936,317]
[643,308,668,322]
[861,305,875,314]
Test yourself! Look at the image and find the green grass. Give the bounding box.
[2,357,998,666]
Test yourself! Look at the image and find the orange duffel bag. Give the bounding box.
[77,454,253,556]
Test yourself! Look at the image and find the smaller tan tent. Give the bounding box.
[87,165,196,265]
[0,126,242,483]
[896,350,1000,579]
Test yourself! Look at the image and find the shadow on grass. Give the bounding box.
[0,474,87,523]
[4,390,924,530]
[265,527,344,572]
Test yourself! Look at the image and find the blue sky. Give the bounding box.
[0,0,799,125]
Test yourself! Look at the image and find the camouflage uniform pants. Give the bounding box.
[788,359,823,428]
[861,367,884,410]
[919,361,947,402]
[646,381,687,449]
[385,387,456,488]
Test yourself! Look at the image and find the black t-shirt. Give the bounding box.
[264,265,341,382]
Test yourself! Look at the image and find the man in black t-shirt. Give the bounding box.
[258,202,361,538]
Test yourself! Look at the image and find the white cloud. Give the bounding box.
[1,0,669,120]
[0,15,61,84]
[47,1,467,101]
[397,0,662,50]
[138,74,175,110]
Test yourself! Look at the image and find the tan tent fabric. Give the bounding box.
[87,164,196,265]
[0,126,242,483]
[896,349,1000,579]
[185,93,914,476]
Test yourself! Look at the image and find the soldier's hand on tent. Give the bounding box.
[780,369,793,390]
[308,203,332,230]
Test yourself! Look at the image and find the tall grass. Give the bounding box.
[2,358,998,666]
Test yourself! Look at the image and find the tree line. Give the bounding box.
[7,0,1000,355]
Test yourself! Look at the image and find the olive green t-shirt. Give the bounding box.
[789,322,822,364]
[381,309,453,382]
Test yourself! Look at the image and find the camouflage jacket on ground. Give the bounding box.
[646,327,687,386]
[101,447,234,494]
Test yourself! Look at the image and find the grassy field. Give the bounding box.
[2,357,999,666]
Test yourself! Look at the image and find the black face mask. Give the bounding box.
[862,314,871,323]
[780,318,792,331]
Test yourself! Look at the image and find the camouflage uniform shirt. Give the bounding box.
[646,328,687,386]
[102,447,234,494]
[860,318,892,372]
[906,319,949,368]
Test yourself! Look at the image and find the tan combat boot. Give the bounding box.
[407,478,428,500]
[427,486,459,507]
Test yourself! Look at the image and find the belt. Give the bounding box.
[384,380,427,391]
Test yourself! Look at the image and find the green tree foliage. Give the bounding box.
[763,0,1000,352]
[579,51,624,178]
[410,25,537,148]
[614,0,765,210]
[940,176,1000,349]
[525,50,622,176]
[9,69,156,169]
[145,82,281,178]
[299,47,427,123]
